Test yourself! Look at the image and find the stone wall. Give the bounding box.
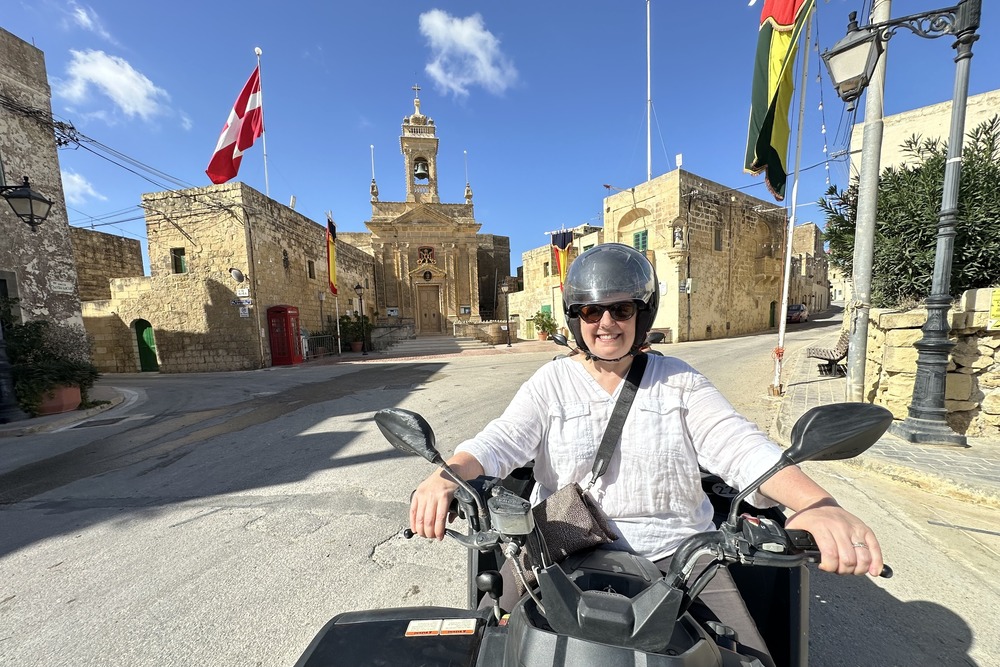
[865,288,1000,437]
[0,28,83,327]
[69,227,144,301]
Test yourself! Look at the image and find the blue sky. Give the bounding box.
[5,1,999,274]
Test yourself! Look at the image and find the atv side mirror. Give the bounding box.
[725,402,892,526]
[374,408,443,465]
[374,408,490,524]
[785,403,893,464]
[550,332,570,348]
[645,331,666,345]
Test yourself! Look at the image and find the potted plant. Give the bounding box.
[4,316,101,417]
[529,310,558,341]
[339,313,371,352]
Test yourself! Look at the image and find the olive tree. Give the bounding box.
[820,115,1000,308]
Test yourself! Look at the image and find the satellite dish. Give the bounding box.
[229,268,246,283]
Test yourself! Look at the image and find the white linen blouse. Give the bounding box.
[455,354,783,561]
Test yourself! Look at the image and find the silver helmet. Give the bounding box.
[562,243,658,357]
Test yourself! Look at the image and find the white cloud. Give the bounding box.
[67,1,116,43]
[61,170,107,206]
[55,49,169,122]
[419,10,517,98]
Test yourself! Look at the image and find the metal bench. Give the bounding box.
[806,329,850,376]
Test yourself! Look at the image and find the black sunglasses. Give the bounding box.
[576,301,638,324]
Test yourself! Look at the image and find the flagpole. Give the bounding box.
[646,0,652,182]
[255,46,270,198]
[771,11,813,395]
[335,299,342,356]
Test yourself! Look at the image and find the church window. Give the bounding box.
[417,246,436,264]
[307,260,316,279]
[543,262,550,277]
[170,248,187,274]
[714,226,723,251]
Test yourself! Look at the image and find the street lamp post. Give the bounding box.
[354,283,368,356]
[0,166,55,423]
[822,0,980,446]
[500,279,511,347]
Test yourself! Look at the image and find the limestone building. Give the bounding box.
[82,183,373,373]
[849,89,1000,173]
[353,93,511,333]
[0,28,83,327]
[510,169,790,343]
[788,222,831,314]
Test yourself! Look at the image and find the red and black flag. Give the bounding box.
[551,231,573,291]
[744,0,814,200]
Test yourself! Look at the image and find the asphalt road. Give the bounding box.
[1,317,996,666]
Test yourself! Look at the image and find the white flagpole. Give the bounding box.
[771,12,813,395]
[335,299,342,355]
[255,46,270,198]
[646,0,652,182]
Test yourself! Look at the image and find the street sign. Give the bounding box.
[239,306,250,318]
[236,287,250,297]
[231,298,253,306]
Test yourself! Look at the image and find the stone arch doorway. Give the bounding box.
[134,319,159,371]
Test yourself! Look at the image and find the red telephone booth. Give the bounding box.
[267,305,303,366]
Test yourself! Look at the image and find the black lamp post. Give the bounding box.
[822,0,980,446]
[500,279,511,347]
[0,169,55,423]
[354,283,368,356]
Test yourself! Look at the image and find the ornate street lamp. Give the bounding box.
[500,279,511,347]
[822,0,980,446]
[1,176,53,232]
[354,283,368,356]
[0,166,55,423]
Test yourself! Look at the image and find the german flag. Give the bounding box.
[744,0,814,200]
[326,215,338,296]
[551,231,573,291]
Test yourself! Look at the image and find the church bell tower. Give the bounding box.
[400,85,440,204]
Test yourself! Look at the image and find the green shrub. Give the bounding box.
[5,319,100,416]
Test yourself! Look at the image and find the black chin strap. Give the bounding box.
[583,347,641,363]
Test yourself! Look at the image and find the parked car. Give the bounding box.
[786,303,809,323]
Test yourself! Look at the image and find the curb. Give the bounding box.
[0,390,126,438]
[772,348,1000,511]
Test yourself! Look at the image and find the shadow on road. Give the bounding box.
[0,362,447,558]
[809,567,977,666]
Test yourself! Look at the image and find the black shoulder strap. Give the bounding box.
[587,353,649,487]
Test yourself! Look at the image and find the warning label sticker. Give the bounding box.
[405,619,443,637]
[404,618,477,637]
[440,619,477,635]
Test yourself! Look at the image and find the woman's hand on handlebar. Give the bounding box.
[784,499,884,577]
[409,452,486,541]
[410,469,459,540]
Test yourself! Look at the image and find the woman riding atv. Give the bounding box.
[409,243,883,663]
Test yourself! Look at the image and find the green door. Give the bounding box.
[136,320,159,371]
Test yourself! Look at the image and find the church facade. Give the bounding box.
[352,93,511,333]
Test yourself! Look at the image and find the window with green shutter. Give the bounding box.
[633,230,648,252]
